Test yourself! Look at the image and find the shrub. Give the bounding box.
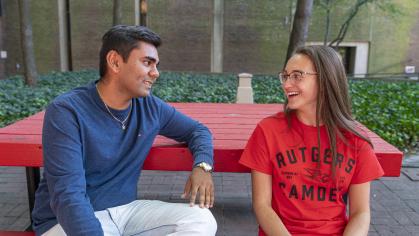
[349,80,418,153]
[153,72,237,103]
[0,70,95,127]
[0,70,417,152]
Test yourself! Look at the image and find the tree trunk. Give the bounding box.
[58,0,72,71]
[113,0,122,25]
[285,0,313,62]
[323,0,331,45]
[0,0,5,80]
[18,0,37,86]
[140,0,147,26]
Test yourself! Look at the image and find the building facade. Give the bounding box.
[0,0,418,79]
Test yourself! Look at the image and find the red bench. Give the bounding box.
[0,103,403,233]
[0,232,34,236]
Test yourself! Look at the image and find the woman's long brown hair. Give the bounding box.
[284,45,372,178]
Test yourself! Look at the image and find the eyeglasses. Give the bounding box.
[278,70,317,84]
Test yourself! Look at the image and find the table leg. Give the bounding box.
[25,167,40,231]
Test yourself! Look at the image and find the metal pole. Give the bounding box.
[58,0,69,71]
[25,167,41,228]
[211,0,223,73]
[65,0,72,71]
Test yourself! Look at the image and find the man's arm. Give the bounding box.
[43,102,103,235]
[157,100,214,208]
[252,170,291,236]
[343,182,371,236]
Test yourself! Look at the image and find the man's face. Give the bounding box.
[118,42,160,98]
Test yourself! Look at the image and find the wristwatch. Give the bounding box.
[194,162,213,173]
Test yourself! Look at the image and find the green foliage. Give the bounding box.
[0,70,96,127]
[0,70,417,153]
[152,72,237,103]
[253,75,285,103]
[349,79,418,153]
[0,70,237,127]
[375,0,404,18]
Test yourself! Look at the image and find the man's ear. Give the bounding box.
[106,50,122,73]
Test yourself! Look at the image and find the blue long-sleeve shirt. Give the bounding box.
[32,81,214,236]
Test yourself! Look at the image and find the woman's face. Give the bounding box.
[282,54,318,115]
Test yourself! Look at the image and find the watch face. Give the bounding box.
[198,162,213,172]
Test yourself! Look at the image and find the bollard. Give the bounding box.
[236,73,254,104]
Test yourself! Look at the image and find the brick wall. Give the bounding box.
[1,0,419,77]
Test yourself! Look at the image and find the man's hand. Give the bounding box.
[181,167,214,208]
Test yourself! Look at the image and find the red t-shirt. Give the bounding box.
[239,112,384,236]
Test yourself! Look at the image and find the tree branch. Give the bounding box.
[329,0,371,48]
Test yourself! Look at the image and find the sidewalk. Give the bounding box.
[0,165,418,235]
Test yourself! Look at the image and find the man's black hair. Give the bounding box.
[99,25,161,77]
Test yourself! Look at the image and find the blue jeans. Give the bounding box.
[42,200,217,236]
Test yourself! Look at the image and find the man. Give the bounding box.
[32,25,217,236]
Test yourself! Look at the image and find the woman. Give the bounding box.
[239,45,383,236]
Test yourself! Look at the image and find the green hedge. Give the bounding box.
[0,70,95,127]
[0,70,417,153]
[153,72,237,103]
[350,80,418,153]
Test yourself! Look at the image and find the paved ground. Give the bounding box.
[0,156,418,235]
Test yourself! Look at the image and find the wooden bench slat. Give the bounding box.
[0,232,34,236]
[0,103,404,234]
[0,103,403,177]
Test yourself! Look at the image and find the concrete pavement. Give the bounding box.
[0,164,418,235]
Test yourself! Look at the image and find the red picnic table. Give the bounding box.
[0,103,403,225]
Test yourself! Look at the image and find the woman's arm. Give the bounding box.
[343,182,371,236]
[252,170,291,236]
